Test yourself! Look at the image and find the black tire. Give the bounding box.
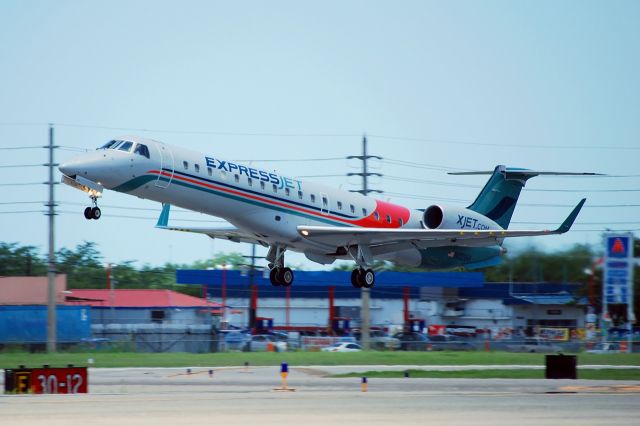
[351,269,363,288]
[269,268,281,286]
[84,207,92,220]
[91,207,101,220]
[363,269,375,288]
[279,267,294,287]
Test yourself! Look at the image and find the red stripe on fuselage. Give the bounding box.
[148,170,410,228]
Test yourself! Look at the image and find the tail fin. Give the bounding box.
[450,166,600,229]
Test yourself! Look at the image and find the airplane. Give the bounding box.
[58,136,589,288]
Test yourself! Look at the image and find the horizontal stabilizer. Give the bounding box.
[449,167,604,177]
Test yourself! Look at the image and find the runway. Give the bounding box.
[2,366,639,425]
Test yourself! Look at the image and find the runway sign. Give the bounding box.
[4,366,88,394]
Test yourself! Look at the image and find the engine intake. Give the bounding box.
[424,205,444,229]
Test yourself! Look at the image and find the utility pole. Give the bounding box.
[243,244,262,330]
[347,135,382,350]
[45,124,59,353]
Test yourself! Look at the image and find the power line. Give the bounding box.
[369,134,640,151]
[0,146,44,150]
[0,182,43,186]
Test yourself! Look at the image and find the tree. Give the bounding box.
[0,242,46,276]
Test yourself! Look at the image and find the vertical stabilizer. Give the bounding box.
[450,166,599,229]
[453,166,535,229]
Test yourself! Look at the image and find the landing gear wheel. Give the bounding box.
[269,268,281,286]
[279,267,294,287]
[351,269,363,288]
[363,268,375,288]
[84,207,92,220]
[91,207,101,220]
[269,267,294,287]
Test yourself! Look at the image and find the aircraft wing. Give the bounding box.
[154,203,267,245]
[156,225,265,245]
[298,198,586,248]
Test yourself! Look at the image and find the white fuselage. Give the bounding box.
[59,136,429,266]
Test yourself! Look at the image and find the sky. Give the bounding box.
[1,0,639,271]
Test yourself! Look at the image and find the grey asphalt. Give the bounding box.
[2,366,639,425]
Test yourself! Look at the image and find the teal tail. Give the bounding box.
[451,165,599,229]
[452,166,537,229]
[468,166,534,228]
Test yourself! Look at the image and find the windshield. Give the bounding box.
[96,140,149,158]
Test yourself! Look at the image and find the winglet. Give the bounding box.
[156,203,171,228]
[555,198,586,234]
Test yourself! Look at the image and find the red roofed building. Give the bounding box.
[66,289,220,309]
[65,289,224,353]
[65,289,222,326]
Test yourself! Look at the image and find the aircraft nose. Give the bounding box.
[58,160,80,177]
[58,162,72,176]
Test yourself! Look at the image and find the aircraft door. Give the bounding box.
[153,141,174,188]
[320,192,329,215]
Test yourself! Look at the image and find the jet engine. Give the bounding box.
[422,205,502,231]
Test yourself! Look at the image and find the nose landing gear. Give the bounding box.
[83,196,101,220]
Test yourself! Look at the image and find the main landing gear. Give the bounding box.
[83,196,101,220]
[351,268,375,289]
[267,245,294,287]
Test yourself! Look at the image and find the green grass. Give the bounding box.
[332,368,640,380]
[1,350,640,369]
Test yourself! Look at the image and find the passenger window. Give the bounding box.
[248,177,253,186]
[118,141,133,152]
[260,181,265,190]
[374,211,380,221]
[220,170,227,180]
[134,144,150,159]
[337,201,343,210]
[235,174,240,183]
[322,196,328,206]
[298,190,303,199]
[285,188,290,196]
[398,218,404,226]
[207,167,213,176]
[272,184,277,193]
[362,208,367,216]
[310,194,316,203]
[195,164,200,173]
[350,204,355,214]
[386,214,391,224]
[183,161,189,170]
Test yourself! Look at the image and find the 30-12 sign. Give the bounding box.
[29,367,88,394]
[5,366,88,394]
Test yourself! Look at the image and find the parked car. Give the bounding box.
[321,342,362,352]
[392,332,430,351]
[586,342,621,354]
[505,337,562,353]
[243,334,287,352]
[429,334,476,351]
[354,330,400,350]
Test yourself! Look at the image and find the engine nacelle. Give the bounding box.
[423,204,503,231]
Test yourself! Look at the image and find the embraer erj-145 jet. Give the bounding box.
[59,136,588,288]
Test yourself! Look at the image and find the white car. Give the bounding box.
[321,342,362,352]
[586,342,621,354]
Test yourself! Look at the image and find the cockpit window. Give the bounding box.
[99,140,118,150]
[134,143,150,159]
[118,141,133,152]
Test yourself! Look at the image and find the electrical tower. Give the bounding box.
[346,135,383,350]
